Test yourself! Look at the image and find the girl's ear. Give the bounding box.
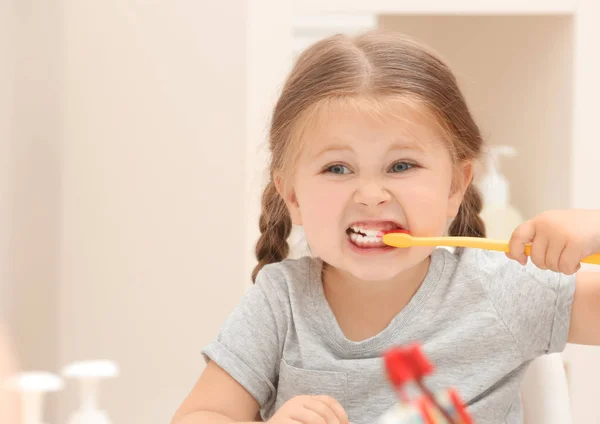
[275,176,302,225]
[448,161,474,219]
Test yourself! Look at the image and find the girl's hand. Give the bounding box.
[267,395,349,424]
[507,209,600,274]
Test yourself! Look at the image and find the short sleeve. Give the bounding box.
[474,249,576,361]
[202,269,288,410]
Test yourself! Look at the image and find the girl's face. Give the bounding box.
[280,99,472,282]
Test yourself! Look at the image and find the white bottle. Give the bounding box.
[478,145,524,239]
[62,360,119,424]
[3,371,64,424]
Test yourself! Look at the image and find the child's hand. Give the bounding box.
[507,209,600,274]
[267,395,349,424]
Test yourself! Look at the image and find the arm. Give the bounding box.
[171,361,261,424]
[174,273,283,424]
[171,271,349,424]
[171,361,349,424]
[568,271,600,345]
[505,210,600,347]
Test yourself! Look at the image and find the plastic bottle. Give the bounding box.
[3,371,64,424]
[62,360,118,424]
[478,146,524,239]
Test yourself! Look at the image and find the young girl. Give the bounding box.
[172,30,600,424]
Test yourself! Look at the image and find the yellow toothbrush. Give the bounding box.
[382,233,600,265]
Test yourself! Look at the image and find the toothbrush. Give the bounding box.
[382,233,600,265]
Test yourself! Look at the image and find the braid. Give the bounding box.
[251,180,292,282]
[448,184,486,238]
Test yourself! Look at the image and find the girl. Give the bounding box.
[172,31,600,424]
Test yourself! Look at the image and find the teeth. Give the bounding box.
[348,231,386,248]
[347,222,404,249]
[350,227,382,237]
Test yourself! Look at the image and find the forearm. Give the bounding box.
[172,410,262,424]
[569,271,600,345]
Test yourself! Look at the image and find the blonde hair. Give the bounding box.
[252,30,485,282]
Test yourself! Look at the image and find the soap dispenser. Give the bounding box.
[478,145,524,239]
[62,360,119,424]
[3,371,64,424]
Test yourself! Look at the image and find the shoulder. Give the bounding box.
[433,246,571,302]
[254,256,323,307]
[258,256,320,284]
[447,247,575,320]
[451,247,566,286]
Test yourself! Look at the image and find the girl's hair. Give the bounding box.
[252,30,485,282]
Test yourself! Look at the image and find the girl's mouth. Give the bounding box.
[346,221,409,249]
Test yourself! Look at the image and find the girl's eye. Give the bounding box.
[327,164,351,175]
[389,161,414,173]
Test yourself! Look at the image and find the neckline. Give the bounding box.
[309,249,447,355]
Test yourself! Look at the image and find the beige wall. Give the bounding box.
[0,0,16,318]
[1,0,61,376]
[1,1,61,421]
[58,1,248,423]
[1,3,24,422]
[1,1,281,423]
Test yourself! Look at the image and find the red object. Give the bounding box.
[448,388,473,424]
[383,344,472,424]
[384,347,415,388]
[406,344,434,378]
[417,396,436,424]
[383,344,435,388]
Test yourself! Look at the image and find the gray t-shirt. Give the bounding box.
[202,248,576,424]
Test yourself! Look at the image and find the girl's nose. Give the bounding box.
[353,179,391,207]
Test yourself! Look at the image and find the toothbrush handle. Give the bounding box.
[581,254,600,265]
[522,247,600,265]
[411,236,508,251]
[412,236,600,265]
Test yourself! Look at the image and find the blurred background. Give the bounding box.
[1,0,599,423]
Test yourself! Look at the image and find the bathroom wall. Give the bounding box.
[1,0,62,377]
[57,2,251,423]
[0,1,292,423]
[0,0,16,321]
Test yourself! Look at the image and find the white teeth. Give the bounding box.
[350,227,384,237]
[348,231,386,248]
[347,222,402,249]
